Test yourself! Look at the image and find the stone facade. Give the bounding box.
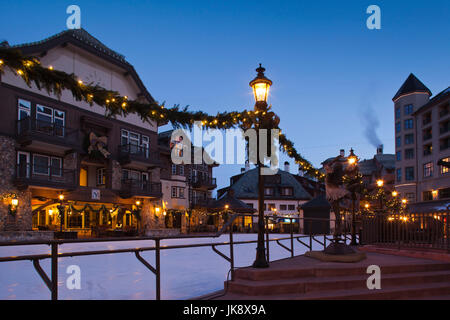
[0,135,33,231]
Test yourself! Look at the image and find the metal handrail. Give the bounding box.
[0,214,342,300]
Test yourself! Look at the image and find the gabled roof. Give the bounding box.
[374,154,395,170]
[227,168,312,200]
[301,195,331,209]
[393,73,432,101]
[208,191,255,213]
[9,28,155,103]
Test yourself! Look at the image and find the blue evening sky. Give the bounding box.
[1,0,449,190]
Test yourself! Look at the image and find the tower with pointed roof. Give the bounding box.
[393,73,431,203]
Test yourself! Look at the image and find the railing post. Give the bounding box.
[51,242,58,300]
[290,218,294,257]
[229,227,234,280]
[265,216,270,262]
[155,239,161,300]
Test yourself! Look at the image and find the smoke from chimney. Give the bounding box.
[359,102,383,149]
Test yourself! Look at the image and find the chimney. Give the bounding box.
[245,160,250,171]
[298,166,304,177]
[340,149,345,157]
[284,161,290,172]
[377,144,383,155]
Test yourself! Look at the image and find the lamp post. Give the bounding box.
[376,179,384,211]
[57,194,65,233]
[347,148,359,246]
[250,64,272,268]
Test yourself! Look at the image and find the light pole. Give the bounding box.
[347,149,359,246]
[57,193,65,233]
[250,64,272,268]
[376,179,384,211]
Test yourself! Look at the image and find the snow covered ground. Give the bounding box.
[0,233,327,300]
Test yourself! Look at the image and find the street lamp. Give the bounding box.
[376,179,384,210]
[250,64,271,268]
[57,194,65,233]
[392,191,398,197]
[347,148,360,246]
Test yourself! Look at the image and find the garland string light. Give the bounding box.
[0,47,324,180]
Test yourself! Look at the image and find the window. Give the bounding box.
[423,128,432,141]
[423,191,433,201]
[405,149,414,160]
[179,165,184,176]
[280,187,293,196]
[423,112,432,125]
[121,129,147,155]
[268,204,276,211]
[405,167,415,181]
[33,155,49,175]
[396,151,402,161]
[396,136,401,148]
[264,187,274,196]
[36,105,65,136]
[405,134,414,145]
[404,104,414,115]
[404,119,414,130]
[171,187,185,198]
[440,157,450,175]
[50,158,62,177]
[423,144,432,156]
[423,162,433,177]
[18,99,31,120]
[440,137,450,151]
[96,168,106,185]
[396,168,402,182]
[438,188,450,200]
[246,203,254,208]
[171,164,177,175]
[395,107,401,119]
[279,204,287,211]
[288,204,296,211]
[395,122,401,133]
[406,193,416,203]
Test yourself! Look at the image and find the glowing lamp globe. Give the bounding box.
[249,64,272,104]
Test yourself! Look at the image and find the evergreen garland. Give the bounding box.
[0,47,324,181]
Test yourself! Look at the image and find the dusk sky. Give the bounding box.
[1,0,449,190]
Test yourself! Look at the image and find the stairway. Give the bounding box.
[218,254,450,300]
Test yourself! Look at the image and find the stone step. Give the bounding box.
[218,281,450,300]
[233,262,450,281]
[227,270,450,296]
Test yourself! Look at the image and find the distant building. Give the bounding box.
[359,145,395,191]
[218,162,323,228]
[393,73,450,206]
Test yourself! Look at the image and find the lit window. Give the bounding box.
[440,157,450,175]
[423,162,433,177]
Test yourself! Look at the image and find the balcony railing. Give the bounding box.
[15,163,77,189]
[190,176,217,189]
[118,144,160,165]
[190,195,213,207]
[16,118,79,146]
[120,179,162,198]
[440,122,450,135]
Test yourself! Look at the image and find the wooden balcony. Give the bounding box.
[118,144,160,168]
[14,163,77,190]
[119,180,162,199]
[16,118,79,152]
[191,176,217,190]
